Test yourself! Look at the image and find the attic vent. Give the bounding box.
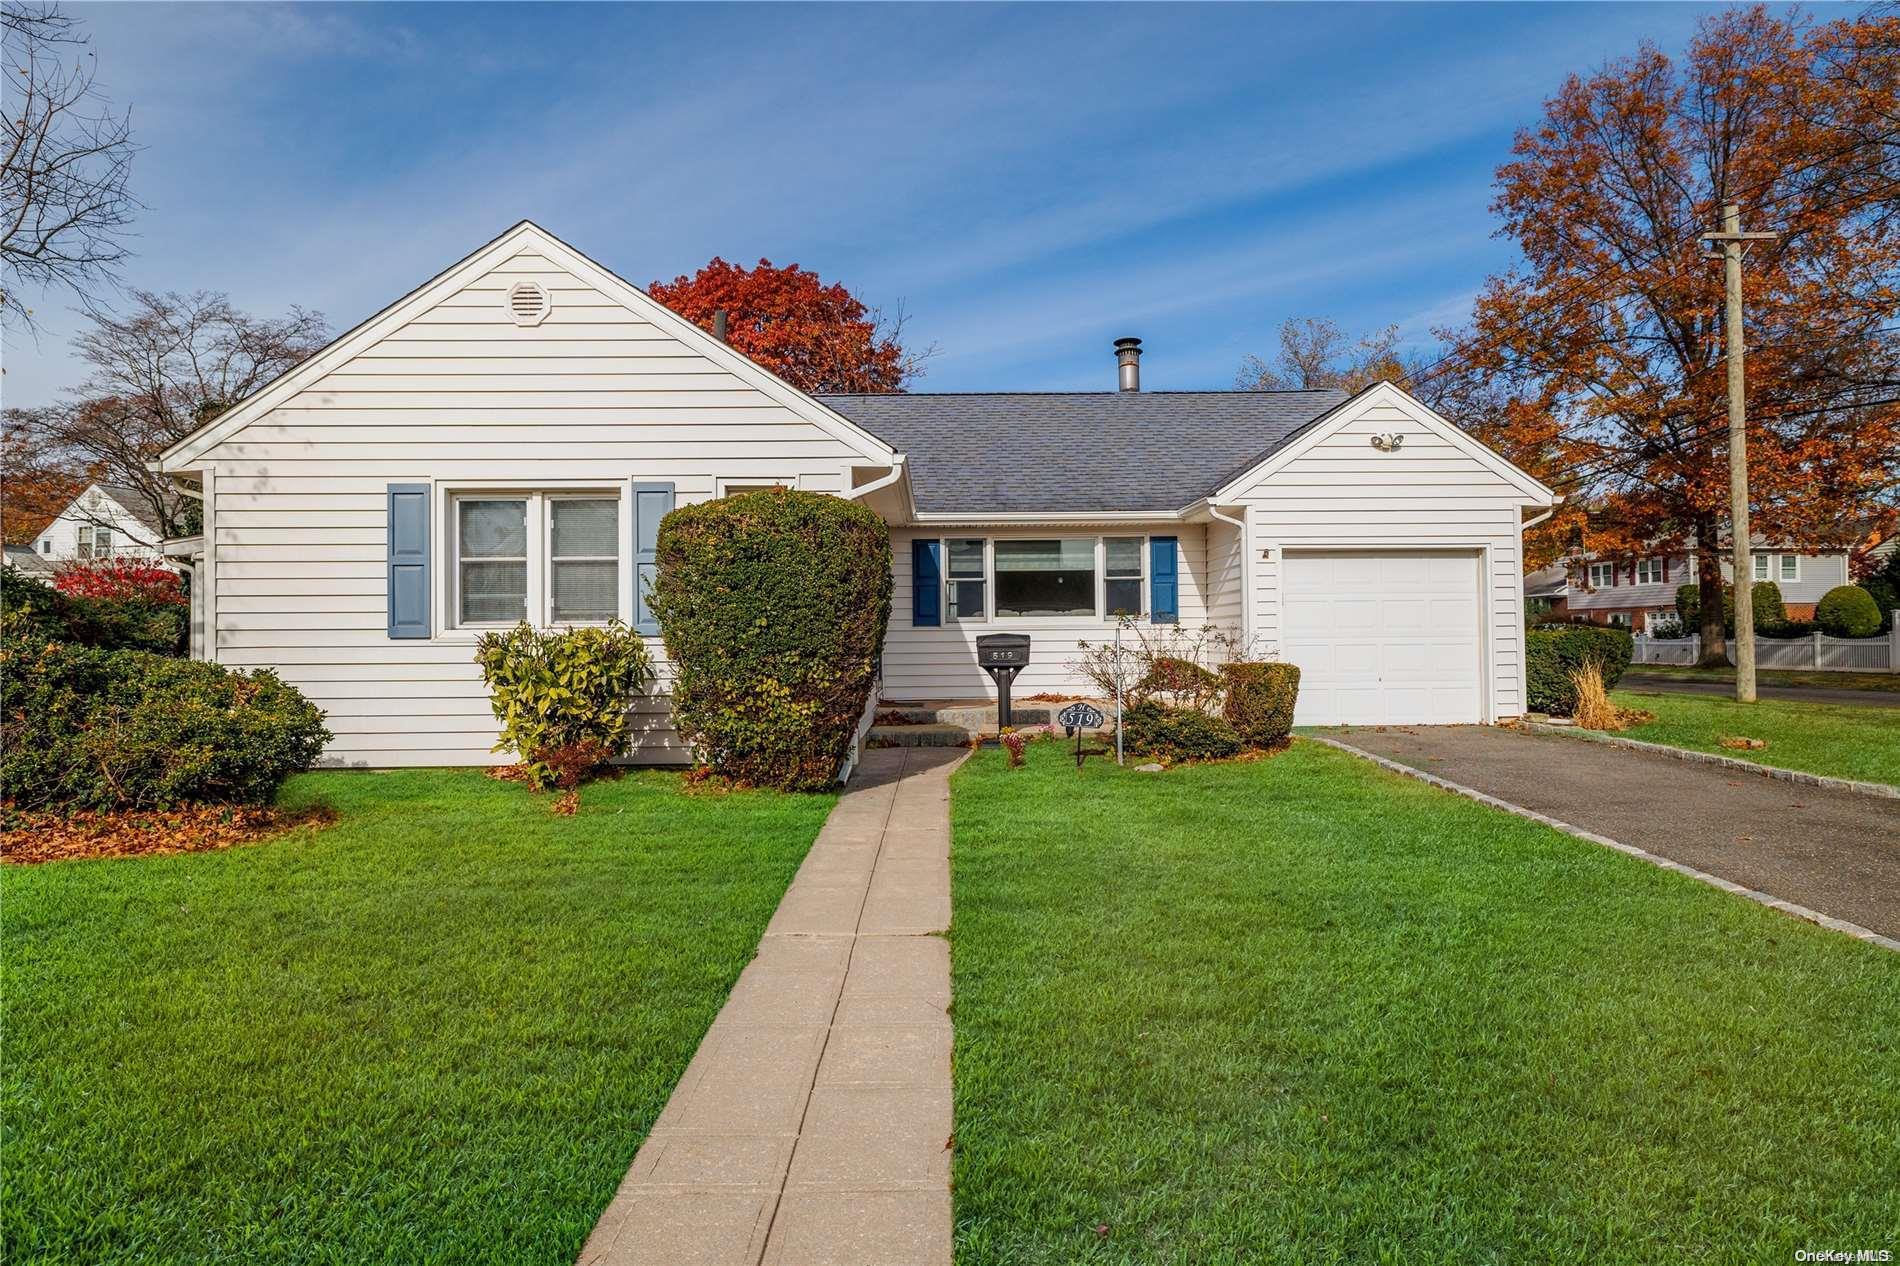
[506,281,551,327]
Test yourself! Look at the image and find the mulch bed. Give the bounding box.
[1,804,337,865]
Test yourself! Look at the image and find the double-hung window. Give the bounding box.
[946,538,987,621]
[454,491,621,627]
[1753,554,1799,582]
[1635,558,1663,584]
[1104,537,1144,616]
[1588,562,1617,588]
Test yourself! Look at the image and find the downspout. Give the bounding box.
[1207,503,1250,652]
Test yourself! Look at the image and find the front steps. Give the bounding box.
[866,700,1112,748]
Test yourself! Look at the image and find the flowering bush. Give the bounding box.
[54,559,187,606]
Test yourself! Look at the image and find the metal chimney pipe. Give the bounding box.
[1114,337,1142,392]
[712,308,729,343]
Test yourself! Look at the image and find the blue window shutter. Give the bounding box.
[912,538,941,627]
[386,484,430,638]
[632,483,674,635]
[1150,536,1179,624]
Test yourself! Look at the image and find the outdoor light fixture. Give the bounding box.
[1370,432,1405,452]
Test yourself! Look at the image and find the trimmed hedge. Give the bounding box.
[1221,661,1300,747]
[1675,579,1784,636]
[1815,584,1882,638]
[0,622,331,812]
[1118,701,1242,762]
[2,567,186,655]
[475,620,653,789]
[1525,625,1633,716]
[649,488,891,791]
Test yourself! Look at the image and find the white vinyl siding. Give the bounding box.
[196,246,871,768]
[883,524,1212,699]
[1226,395,1531,720]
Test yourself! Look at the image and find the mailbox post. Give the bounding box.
[975,634,1030,729]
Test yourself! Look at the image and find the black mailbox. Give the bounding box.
[975,634,1031,729]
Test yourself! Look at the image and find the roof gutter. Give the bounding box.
[909,508,1189,525]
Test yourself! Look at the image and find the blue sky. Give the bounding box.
[6,1,1731,406]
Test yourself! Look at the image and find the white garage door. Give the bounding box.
[1281,550,1483,726]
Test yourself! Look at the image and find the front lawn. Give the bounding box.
[2,769,833,1266]
[1623,664,1900,693]
[950,741,1900,1264]
[1608,689,1900,787]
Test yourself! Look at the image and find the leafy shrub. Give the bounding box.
[1863,576,1896,633]
[1118,702,1242,762]
[1073,619,1242,710]
[650,488,891,791]
[1647,614,1686,639]
[1676,581,1734,634]
[1526,625,1634,716]
[2,567,186,655]
[474,620,653,790]
[1774,619,1817,638]
[1814,585,1882,638]
[1220,661,1300,748]
[54,559,187,605]
[1748,580,1786,633]
[0,623,331,812]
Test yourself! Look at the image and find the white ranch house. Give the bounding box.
[154,222,1558,768]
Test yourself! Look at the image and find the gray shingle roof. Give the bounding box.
[817,389,1350,514]
[98,483,164,534]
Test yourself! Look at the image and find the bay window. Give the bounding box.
[453,491,620,627]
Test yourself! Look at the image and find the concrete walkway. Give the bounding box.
[578,746,960,1266]
[1331,725,1900,940]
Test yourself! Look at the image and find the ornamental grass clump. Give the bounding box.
[474,620,652,791]
[649,488,891,791]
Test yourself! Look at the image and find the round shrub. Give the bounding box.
[649,488,891,791]
[1220,661,1300,748]
[1525,625,1634,716]
[1748,579,1786,634]
[1118,701,1242,763]
[1814,584,1881,638]
[475,620,653,789]
[0,624,331,812]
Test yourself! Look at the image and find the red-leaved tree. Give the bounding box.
[54,558,187,605]
[649,258,927,393]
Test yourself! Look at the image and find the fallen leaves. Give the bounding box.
[2,803,336,865]
[1719,736,1769,750]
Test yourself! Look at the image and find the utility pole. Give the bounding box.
[1699,203,1778,704]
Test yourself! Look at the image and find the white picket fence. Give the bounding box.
[1632,628,1899,672]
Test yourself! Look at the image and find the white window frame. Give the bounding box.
[931,535,1152,625]
[1752,554,1800,582]
[1588,562,1617,588]
[1635,558,1663,585]
[448,487,626,632]
[1780,554,1799,582]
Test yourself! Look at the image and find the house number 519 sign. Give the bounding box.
[1057,702,1105,768]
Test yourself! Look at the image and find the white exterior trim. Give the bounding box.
[157,220,898,472]
[1211,381,1558,507]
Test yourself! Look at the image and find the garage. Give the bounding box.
[1280,549,1484,726]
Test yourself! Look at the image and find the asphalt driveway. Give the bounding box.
[1326,724,1900,941]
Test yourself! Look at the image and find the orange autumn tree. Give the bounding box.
[1430,6,1900,663]
[649,258,927,393]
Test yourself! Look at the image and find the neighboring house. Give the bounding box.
[3,543,58,577]
[1523,563,1569,620]
[1550,545,1853,631]
[152,221,1558,768]
[29,483,167,564]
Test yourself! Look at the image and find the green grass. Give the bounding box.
[1623,664,1900,693]
[2,769,834,1266]
[1609,689,1900,787]
[949,740,1900,1265]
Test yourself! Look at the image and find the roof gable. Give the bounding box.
[158,221,896,470]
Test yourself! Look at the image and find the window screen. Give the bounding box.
[459,499,528,624]
[549,498,619,622]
